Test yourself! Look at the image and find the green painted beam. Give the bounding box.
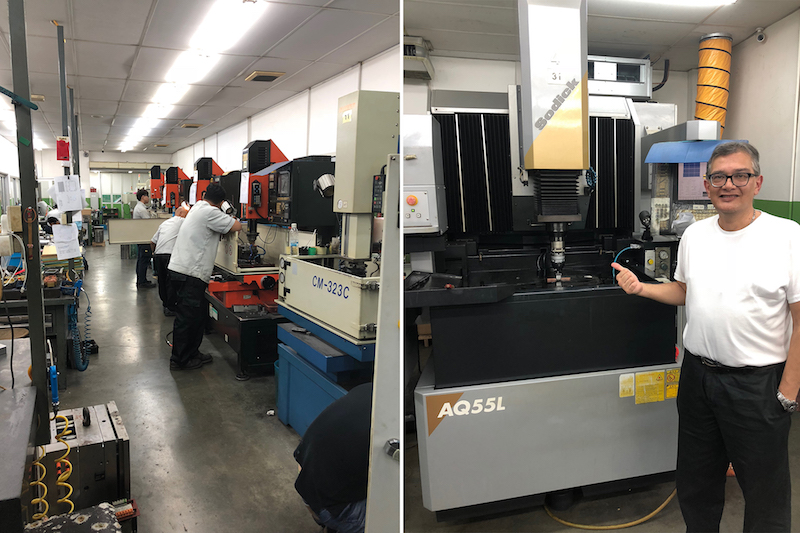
[754,199,800,223]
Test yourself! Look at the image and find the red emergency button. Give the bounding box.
[406,195,418,206]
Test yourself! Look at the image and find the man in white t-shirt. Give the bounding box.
[168,183,241,370]
[151,205,188,316]
[133,189,155,289]
[613,142,800,532]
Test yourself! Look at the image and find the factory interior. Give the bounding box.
[4,0,800,532]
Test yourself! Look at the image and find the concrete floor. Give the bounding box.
[404,356,800,533]
[50,244,317,532]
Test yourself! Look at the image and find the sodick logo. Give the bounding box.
[535,78,580,130]
[426,393,506,436]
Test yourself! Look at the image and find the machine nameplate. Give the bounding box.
[635,370,665,404]
[437,397,505,418]
[209,305,218,320]
[312,275,350,299]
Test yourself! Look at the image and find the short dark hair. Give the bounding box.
[708,142,761,176]
[136,188,149,201]
[204,183,226,204]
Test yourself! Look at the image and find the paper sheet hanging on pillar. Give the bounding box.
[49,175,84,212]
[189,182,197,205]
[52,223,81,260]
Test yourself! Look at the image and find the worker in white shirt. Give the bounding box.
[151,205,189,317]
[133,189,154,289]
[168,184,242,370]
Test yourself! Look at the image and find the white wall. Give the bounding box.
[172,45,400,168]
[726,10,800,203]
[651,70,692,125]
[403,56,518,113]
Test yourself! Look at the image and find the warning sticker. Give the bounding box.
[619,373,634,398]
[342,110,352,124]
[635,371,665,404]
[666,368,681,399]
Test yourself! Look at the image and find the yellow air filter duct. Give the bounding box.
[695,33,733,131]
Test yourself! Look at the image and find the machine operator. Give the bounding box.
[151,205,189,317]
[167,183,241,370]
[133,188,154,289]
[613,142,800,532]
[294,382,372,533]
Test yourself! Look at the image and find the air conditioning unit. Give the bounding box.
[404,36,435,81]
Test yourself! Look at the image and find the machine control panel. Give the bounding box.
[403,190,431,228]
[644,245,673,280]
[251,181,262,207]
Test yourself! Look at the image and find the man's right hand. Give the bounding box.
[611,262,644,295]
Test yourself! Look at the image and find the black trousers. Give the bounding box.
[169,271,207,367]
[153,254,176,311]
[677,350,791,533]
[136,243,152,285]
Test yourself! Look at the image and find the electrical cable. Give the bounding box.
[545,488,677,530]
[53,414,75,514]
[30,445,49,520]
[165,329,173,347]
[4,296,14,389]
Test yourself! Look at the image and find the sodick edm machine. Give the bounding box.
[275,90,399,436]
[407,0,693,520]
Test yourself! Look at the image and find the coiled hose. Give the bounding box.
[81,290,93,355]
[54,414,74,514]
[68,302,88,371]
[30,445,49,520]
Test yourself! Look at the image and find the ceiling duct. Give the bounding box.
[404,36,435,81]
[181,123,202,129]
[245,71,285,82]
[694,33,732,132]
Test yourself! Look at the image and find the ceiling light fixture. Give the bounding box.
[153,83,189,105]
[143,104,174,119]
[635,0,735,4]
[165,51,220,85]
[189,0,269,54]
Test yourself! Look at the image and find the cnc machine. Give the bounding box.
[408,0,687,519]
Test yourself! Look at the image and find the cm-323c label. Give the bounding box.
[312,275,350,299]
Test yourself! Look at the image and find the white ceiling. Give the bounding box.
[0,0,399,155]
[405,0,800,72]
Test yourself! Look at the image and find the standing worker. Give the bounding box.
[151,205,189,317]
[612,142,800,532]
[167,183,241,370]
[133,188,155,289]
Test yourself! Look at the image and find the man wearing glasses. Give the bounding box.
[613,142,800,532]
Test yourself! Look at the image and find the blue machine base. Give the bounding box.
[277,304,375,362]
[277,343,347,437]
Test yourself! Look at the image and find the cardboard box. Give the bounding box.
[7,206,22,232]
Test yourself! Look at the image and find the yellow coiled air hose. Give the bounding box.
[54,414,75,514]
[30,445,49,521]
[695,33,733,132]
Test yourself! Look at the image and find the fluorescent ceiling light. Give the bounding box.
[33,137,44,150]
[189,0,269,54]
[153,83,189,105]
[635,0,735,4]
[143,104,174,119]
[165,51,220,84]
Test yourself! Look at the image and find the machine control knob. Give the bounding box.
[406,195,418,206]
[660,263,668,271]
[416,213,421,218]
[405,213,410,218]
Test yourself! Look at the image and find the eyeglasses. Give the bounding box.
[706,172,757,188]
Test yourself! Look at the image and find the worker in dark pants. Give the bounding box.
[167,184,241,370]
[151,205,189,316]
[294,383,372,533]
[133,189,155,289]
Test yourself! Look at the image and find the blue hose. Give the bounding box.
[81,290,93,356]
[612,247,633,283]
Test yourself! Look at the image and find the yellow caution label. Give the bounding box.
[635,371,665,404]
[665,368,681,399]
[342,110,352,123]
[619,373,634,398]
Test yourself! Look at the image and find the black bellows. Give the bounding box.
[589,117,634,232]
[435,113,512,234]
